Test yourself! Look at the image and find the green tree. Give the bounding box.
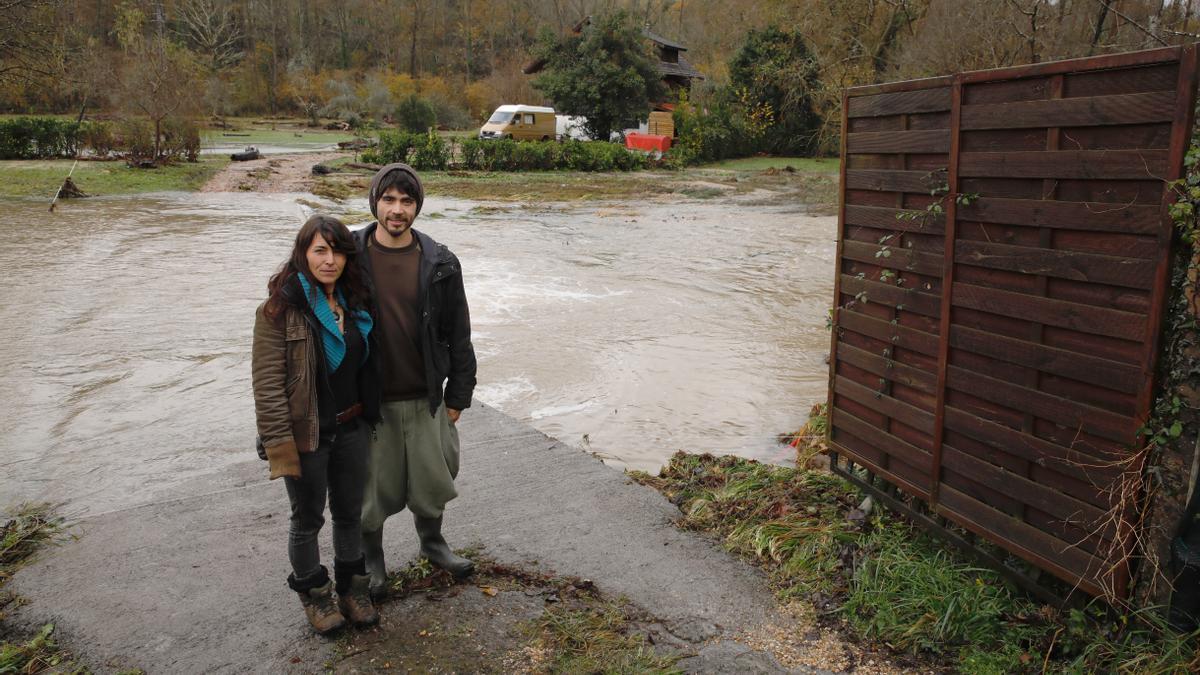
[727,26,821,156]
[531,10,665,141]
[395,94,436,132]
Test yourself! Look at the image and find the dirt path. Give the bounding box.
[200,152,350,193]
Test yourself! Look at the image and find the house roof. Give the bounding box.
[659,55,703,80]
[642,28,688,51]
[522,21,703,81]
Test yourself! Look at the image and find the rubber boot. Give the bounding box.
[361,527,388,602]
[288,566,346,635]
[334,557,380,627]
[413,513,474,578]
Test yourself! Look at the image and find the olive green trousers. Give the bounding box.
[361,400,460,531]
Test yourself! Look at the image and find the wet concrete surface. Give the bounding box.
[9,404,809,673]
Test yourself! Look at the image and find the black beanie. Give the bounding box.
[368,162,424,219]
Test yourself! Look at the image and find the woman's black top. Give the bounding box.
[328,314,363,420]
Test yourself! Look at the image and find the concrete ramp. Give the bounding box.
[10,404,784,673]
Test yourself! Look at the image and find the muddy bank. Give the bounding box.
[198,150,839,209]
[200,152,349,193]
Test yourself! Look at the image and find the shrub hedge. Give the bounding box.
[0,117,81,159]
[0,116,201,161]
[364,130,649,172]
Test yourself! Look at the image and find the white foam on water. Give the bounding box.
[529,401,596,420]
[473,376,538,408]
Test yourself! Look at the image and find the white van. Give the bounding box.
[479,105,556,141]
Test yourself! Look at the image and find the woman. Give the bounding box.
[251,215,381,634]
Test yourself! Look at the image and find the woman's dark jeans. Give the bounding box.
[283,420,369,580]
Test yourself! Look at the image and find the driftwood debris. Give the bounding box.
[345,162,381,172]
[57,177,88,199]
[311,163,332,175]
[337,138,374,150]
[231,147,261,161]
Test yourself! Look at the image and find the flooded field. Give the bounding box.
[1,188,835,514]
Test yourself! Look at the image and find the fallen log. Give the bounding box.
[231,147,261,161]
[345,162,382,171]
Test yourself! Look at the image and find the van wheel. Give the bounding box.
[541,135,549,141]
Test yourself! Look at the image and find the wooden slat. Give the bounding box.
[958,197,1163,235]
[845,169,937,193]
[835,375,936,435]
[958,149,1169,179]
[840,275,942,317]
[938,486,1108,596]
[847,87,952,118]
[959,45,1181,84]
[847,129,950,154]
[830,406,933,472]
[829,431,932,500]
[844,204,946,234]
[951,282,1146,341]
[960,90,1176,130]
[836,309,940,357]
[946,366,1137,444]
[835,341,938,395]
[842,240,944,276]
[942,445,1110,534]
[949,325,1141,393]
[846,75,956,99]
[954,240,1156,289]
[943,406,1122,483]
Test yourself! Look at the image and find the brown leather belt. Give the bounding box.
[336,402,363,425]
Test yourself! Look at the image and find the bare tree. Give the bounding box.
[175,0,244,73]
[120,36,201,161]
[1007,0,1046,63]
[0,0,66,84]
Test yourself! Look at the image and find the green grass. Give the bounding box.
[528,600,682,674]
[632,453,1200,674]
[844,517,1045,658]
[0,157,228,198]
[631,452,861,599]
[698,156,839,172]
[0,504,80,674]
[1,503,64,583]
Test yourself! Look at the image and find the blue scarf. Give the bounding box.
[297,273,373,371]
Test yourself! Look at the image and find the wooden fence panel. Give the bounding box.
[827,45,1199,600]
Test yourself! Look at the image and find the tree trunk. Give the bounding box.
[1089,1,1112,55]
[409,0,422,78]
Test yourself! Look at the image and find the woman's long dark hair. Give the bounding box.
[264,215,371,321]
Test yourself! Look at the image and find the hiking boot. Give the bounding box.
[361,527,388,601]
[296,580,346,635]
[338,574,380,626]
[414,514,474,578]
[335,557,380,627]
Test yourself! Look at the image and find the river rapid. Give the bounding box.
[1,189,835,515]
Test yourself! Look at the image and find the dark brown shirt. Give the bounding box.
[368,235,426,400]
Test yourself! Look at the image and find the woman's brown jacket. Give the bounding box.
[251,302,320,479]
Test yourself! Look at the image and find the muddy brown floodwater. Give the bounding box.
[1,188,835,515]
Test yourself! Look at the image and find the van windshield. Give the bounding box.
[487,111,514,124]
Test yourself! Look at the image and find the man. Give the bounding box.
[355,162,477,599]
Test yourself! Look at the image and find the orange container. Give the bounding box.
[625,132,672,152]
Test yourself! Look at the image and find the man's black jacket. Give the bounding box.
[354,223,477,417]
